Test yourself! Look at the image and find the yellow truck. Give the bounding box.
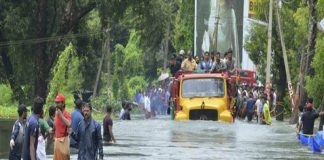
[170,72,234,122]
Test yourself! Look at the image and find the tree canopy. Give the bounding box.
[0,0,195,110]
[2,0,324,116]
[245,0,324,112]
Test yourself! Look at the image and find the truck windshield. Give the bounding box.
[182,78,224,98]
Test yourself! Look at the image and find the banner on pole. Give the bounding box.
[194,0,244,59]
[249,0,256,18]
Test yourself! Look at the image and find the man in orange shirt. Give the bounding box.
[53,93,71,160]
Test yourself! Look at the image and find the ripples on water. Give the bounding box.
[97,116,324,160]
[2,116,324,159]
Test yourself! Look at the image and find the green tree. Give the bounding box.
[245,0,309,114]
[305,0,324,108]
[123,30,145,78]
[0,0,96,102]
[128,0,178,79]
[0,0,190,109]
[127,76,147,99]
[305,37,324,107]
[111,31,146,101]
[46,43,82,103]
[111,44,126,100]
[172,0,195,52]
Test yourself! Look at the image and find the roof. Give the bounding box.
[174,70,256,84]
[177,72,226,80]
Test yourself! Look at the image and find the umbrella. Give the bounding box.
[318,19,324,32]
[158,72,169,81]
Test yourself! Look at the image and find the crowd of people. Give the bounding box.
[9,48,324,160]
[8,85,175,159]
[169,49,236,77]
[8,93,117,160]
[235,84,324,135]
[234,85,276,125]
[169,48,275,125]
[133,81,171,119]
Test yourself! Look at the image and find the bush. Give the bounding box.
[0,84,15,105]
[127,76,147,99]
[90,94,122,114]
[282,94,292,116]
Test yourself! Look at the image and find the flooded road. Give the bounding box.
[1,116,324,159]
[101,117,323,160]
[0,120,14,159]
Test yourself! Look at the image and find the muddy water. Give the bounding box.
[1,116,323,159]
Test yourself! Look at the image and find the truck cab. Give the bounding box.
[171,72,234,122]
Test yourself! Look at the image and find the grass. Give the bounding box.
[0,105,19,119]
[0,104,117,121]
[0,89,140,121]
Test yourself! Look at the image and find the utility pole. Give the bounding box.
[213,1,221,52]
[106,25,112,96]
[265,0,273,98]
[93,25,111,97]
[275,0,293,106]
[93,35,106,97]
[163,22,170,70]
[275,0,293,120]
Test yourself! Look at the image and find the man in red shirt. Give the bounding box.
[53,93,71,160]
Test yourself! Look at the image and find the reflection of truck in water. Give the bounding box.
[170,70,256,122]
[171,72,233,122]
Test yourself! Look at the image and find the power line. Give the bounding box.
[0,31,102,47]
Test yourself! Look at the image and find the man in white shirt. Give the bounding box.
[255,98,261,124]
[253,88,259,99]
[272,89,277,112]
[144,94,151,119]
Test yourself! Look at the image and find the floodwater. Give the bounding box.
[1,116,324,160]
[0,120,14,159]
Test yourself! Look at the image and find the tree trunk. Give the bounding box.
[289,84,300,124]
[106,28,112,96]
[289,53,304,124]
[305,0,318,76]
[93,17,112,97]
[34,0,96,99]
[34,0,49,99]
[276,57,286,121]
[93,43,105,97]
[0,48,26,104]
[290,0,318,124]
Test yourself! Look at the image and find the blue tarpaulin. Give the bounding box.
[298,134,310,146]
[298,132,323,153]
[316,131,324,146]
[309,136,322,153]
